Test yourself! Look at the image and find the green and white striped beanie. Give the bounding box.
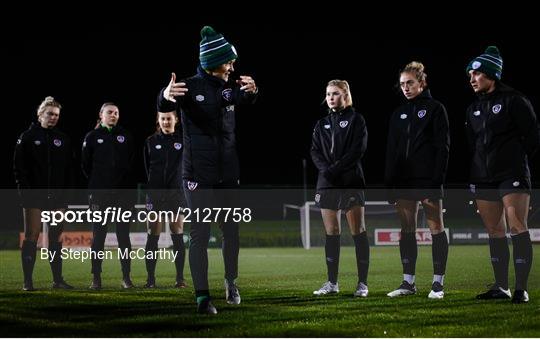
[199,26,238,71]
[466,46,503,80]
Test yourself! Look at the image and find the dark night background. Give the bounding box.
[3,18,540,190]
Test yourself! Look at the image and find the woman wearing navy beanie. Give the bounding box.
[157,26,258,314]
[465,46,540,303]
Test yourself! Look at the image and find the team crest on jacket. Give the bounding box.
[174,143,182,150]
[473,110,481,116]
[492,104,502,114]
[469,184,476,193]
[117,135,125,143]
[324,124,330,129]
[400,114,407,119]
[339,121,348,128]
[187,181,198,191]
[196,95,205,102]
[53,139,62,147]
[417,110,426,118]
[155,144,162,149]
[34,140,41,146]
[315,193,320,203]
[222,88,232,101]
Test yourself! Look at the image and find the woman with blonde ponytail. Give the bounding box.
[385,62,450,299]
[311,80,370,298]
[14,96,74,291]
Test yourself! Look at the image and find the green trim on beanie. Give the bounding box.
[466,45,503,80]
[199,25,238,71]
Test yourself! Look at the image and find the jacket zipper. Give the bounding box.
[405,123,411,160]
[110,131,116,171]
[164,136,169,187]
[330,112,337,156]
[46,130,52,198]
[218,113,224,183]
[483,101,490,179]
[405,104,414,160]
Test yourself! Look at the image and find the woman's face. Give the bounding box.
[39,106,60,128]
[326,85,346,110]
[400,72,424,99]
[211,59,235,82]
[99,105,119,127]
[158,112,178,134]
[469,70,496,94]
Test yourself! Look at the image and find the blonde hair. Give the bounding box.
[326,79,353,107]
[400,61,427,88]
[36,96,61,122]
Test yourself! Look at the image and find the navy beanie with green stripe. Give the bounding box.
[199,26,238,71]
[466,46,503,80]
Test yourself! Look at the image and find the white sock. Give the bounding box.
[433,274,444,285]
[404,274,415,284]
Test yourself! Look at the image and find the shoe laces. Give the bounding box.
[357,282,368,291]
[228,283,239,296]
[320,281,335,291]
[399,280,412,289]
[432,281,443,292]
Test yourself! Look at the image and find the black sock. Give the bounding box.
[145,234,160,281]
[325,235,340,284]
[488,236,510,290]
[353,232,369,284]
[48,241,63,282]
[511,231,533,291]
[171,233,185,281]
[399,232,417,275]
[91,223,107,274]
[21,240,37,283]
[222,222,239,283]
[116,222,132,279]
[432,232,449,276]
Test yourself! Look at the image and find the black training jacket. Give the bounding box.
[385,89,450,187]
[157,66,258,185]
[144,129,183,190]
[465,83,540,183]
[81,125,135,189]
[311,106,368,189]
[14,122,73,189]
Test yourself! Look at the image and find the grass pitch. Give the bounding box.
[0,245,539,337]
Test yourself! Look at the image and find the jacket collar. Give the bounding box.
[197,65,227,86]
[477,82,515,100]
[328,106,354,116]
[404,88,432,104]
[31,121,55,132]
[156,129,179,139]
